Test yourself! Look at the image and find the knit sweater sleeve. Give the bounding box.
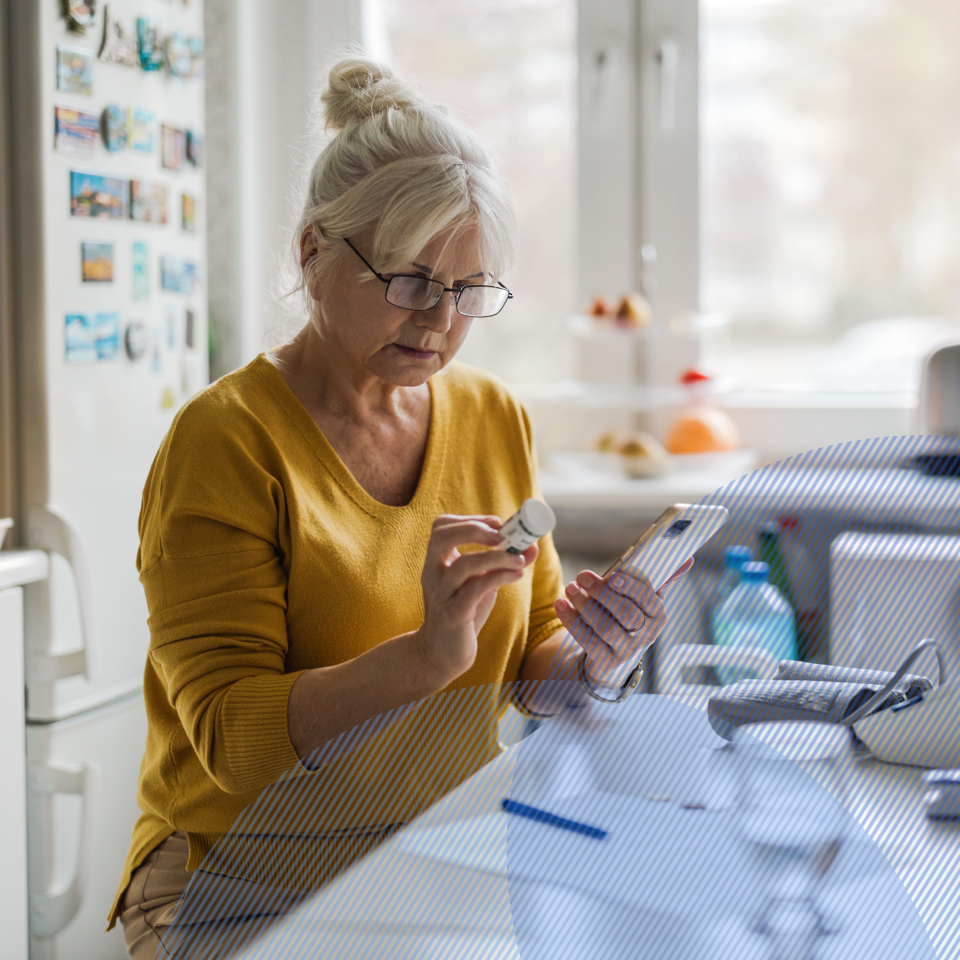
[518,404,565,654]
[138,393,304,795]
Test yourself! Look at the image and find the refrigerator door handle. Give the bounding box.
[28,760,100,938]
[26,506,90,681]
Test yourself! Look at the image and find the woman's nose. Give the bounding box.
[417,291,457,331]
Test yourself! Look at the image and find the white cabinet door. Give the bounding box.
[26,693,147,960]
[0,587,28,960]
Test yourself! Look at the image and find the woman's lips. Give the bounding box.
[395,344,438,360]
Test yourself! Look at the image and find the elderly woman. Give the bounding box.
[110,58,684,957]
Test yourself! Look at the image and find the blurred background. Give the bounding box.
[202,0,960,385]
[197,0,960,468]
[2,2,960,957]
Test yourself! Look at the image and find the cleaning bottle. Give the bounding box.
[757,522,806,660]
[776,514,823,662]
[712,561,798,685]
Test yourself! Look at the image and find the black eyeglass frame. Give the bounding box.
[342,237,514,318]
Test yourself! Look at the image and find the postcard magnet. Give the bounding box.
[98,5,138,66]
[57,46,94,95]
[188,36,204,78]
[150,326,163,373]
[65,311,119,363]
[137,18,164,71]
[132,241,150,300]
[101,104,127,151]
[128,107,155,153]
[183,261,198,295]
[130,180,169,224]
[161,126,185,171]
[55,106,99,154]
[185,130,203,167]
[62,0,97,35]
[181,194,196,232]
[166,32,191,78]
[71,171,127,218]
[166,304,177,349]
[125,319,148,360]
[160,255,182,293]
[81,241,113,282]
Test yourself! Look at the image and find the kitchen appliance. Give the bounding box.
[4,2,208,956]
[909,338,960,476]
[829,532,960,682]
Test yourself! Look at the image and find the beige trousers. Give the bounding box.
[119,832,192,959]
[119,832,304,960]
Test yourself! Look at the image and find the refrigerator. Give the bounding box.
[5,2,208,957]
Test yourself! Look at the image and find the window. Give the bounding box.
[381,0,578,383]
[701,0,960,390]
[377,0,960,394]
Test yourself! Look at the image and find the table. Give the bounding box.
[231,695,959,959]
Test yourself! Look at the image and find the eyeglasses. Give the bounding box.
[343,237,513,318]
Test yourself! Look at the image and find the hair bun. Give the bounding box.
[322,57,420,132]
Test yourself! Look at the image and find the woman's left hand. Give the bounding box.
[553,558,694,689]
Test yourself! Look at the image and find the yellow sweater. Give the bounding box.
[109,355,564,926]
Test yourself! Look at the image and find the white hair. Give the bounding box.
[293,57,518,308]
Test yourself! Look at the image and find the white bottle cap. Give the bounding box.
[519,498,557,538]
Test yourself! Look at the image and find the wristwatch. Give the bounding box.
[577,651,644,704]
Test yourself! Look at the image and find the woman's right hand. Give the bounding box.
[416,514,538,682]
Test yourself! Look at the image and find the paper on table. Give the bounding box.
[396,813,507,876]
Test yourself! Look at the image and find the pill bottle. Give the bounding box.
[499,499,557,554]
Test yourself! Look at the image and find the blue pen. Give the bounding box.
[501,798,608,840]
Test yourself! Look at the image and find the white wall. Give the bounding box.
[204,0,366,379]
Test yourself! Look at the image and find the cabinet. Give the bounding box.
[0,586,28,960]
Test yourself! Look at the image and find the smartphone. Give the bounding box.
[603,504,729,592]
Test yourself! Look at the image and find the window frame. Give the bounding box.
[577,0,700,389]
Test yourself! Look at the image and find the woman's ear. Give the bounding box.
[300,226,320,272]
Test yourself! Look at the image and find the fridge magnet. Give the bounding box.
[166,304,177,348]
[132,240,150,300]
[100,104,127,151]
[129,180,169,224]
[161,125,186,171]
[181,193,196,232]
[165,32,191,79]
[81,241,114,282]
[124,319,148,360]
[160,386,176,409]
[188,37,205,78]
[136,18,164,71]
[185,309,195,348]
[182,260,199,295]
[160,255,182,293]
[61,0,97,35]
[65,311,120,363]
[54,106,99,154]
[185,130,203,167]
[70,171,127,218]
[56,46,94,95]
[98,5,138,66]
[150,326,163,373]
[127,107,155,153]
